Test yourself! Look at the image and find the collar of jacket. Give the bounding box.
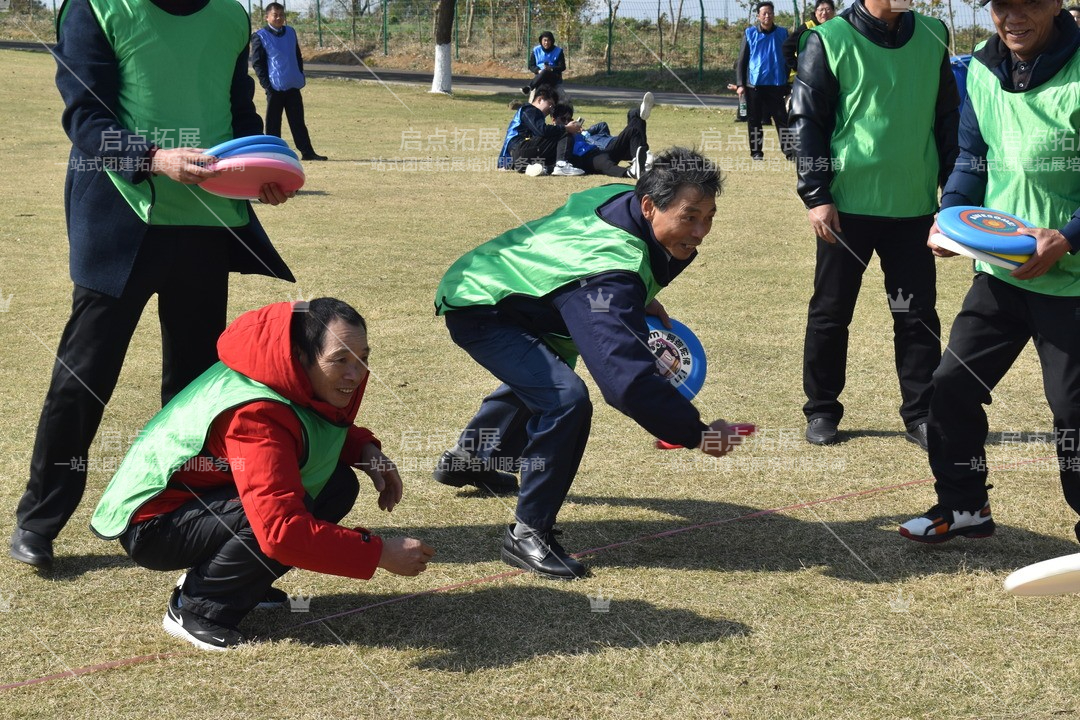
[841,0,915,48]
[973,11,1080,91]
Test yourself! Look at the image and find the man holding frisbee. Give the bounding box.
[433,147,746,580]
[900,0,1080,543]
[789,0,960,448]
[9,0,294,567]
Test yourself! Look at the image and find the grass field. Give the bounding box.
[1,47,1079,719]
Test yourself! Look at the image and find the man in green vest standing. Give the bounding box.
[9,0,295,568]
[900,0,1080,543]
[432,147,748,580]
[789,0,959,448]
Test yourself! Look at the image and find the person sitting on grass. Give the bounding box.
[90,298,435,651]
[523,31,567,99]
[550,92,655,178]
[497,84,584,176]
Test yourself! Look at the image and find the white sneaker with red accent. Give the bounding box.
[899,501,995,543]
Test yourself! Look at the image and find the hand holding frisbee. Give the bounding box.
[1004,552,1080,596]
[645,315,707,401]
[197,134,305,201]
[932,206,1035,267]
[656,422,756,451]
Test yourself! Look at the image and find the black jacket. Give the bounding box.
[789,1,960,212]
[55,0,294,298]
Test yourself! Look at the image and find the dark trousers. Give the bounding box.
[746,84,793,159]
[120,463,359,627]
[510,134,572,171]
[265,88,315,156]
[527,69,563,91]
[802,214,941,429]
[16,230,229,539]
[579,108,648,178]
[928,273,1080,515]
[445,311,593,531]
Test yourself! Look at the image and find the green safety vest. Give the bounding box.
[967,48,1080,296]
[814,13,947,217]
[91,362,349,540]
[68,0,251,227]
[434,184,663,362]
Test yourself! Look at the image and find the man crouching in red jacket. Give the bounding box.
[91,298,435,651]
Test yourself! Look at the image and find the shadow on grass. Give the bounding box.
[28,552,133,580]
[265,584,751,670]
[378,494,1080,583]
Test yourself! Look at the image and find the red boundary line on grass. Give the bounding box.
[1,455,1054,692]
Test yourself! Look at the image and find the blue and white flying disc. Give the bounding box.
[937,206,1036,255]
[646,316,707,400]
[212,142,298,161]
[202,134,289,158]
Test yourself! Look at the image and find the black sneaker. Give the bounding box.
[805,417,839,446]
[433,450,519,494]
[162,586,244,652]
[899,501,995,543]
[301,153,328,161]
[905,422,929,451]
[501,524,588,580]
[521,85,532,95]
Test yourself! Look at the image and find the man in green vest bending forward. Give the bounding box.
[900,0,1080,543]
[789,0,960,448]
[433,147,748,580]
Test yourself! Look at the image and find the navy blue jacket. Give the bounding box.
[55,0,294,298]
[465,188,710,449]
[941,11,1080,251]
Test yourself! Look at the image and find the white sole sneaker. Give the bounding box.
[552,164,584,176]
[639,91,655,121]
[162,611,231,652]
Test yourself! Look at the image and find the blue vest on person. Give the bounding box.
[571,123,615,157]
[745,25,788,86]
[532,45,564,73]
[498,107,525,169]
[256,25,306,91]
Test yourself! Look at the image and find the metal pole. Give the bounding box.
[382,0,389,55]
[606,0,613,76]
[527,0,532,52]
[316,0,323,46]
[698,0,704,81]
[455,0,459,60]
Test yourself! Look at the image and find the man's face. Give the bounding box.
[989,0,1062,61]
[267,7,286,29]
[815,3,836,23]
[642,187,717,261]
[540,36,554,50]
[533,96,554,116]
[757,5,775,29]
[300,318,369,410]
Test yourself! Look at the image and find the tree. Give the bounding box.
[431,0,456,93]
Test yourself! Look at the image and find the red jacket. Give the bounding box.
[132,302,384,579]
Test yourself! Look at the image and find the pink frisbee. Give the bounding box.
[200,156,305,200]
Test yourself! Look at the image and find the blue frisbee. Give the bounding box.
[212,142,298,161]
[202,134,289,158]
[937,206,1036,255]
[646,316,707,400]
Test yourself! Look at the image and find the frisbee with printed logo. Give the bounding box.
[646,316,707,401]
[930,233,1029,270]
[202,134,289,158]
[199,156,305,200]
[212,142,299,161]
[1004,552,1080,596]
[936,206,1036,255]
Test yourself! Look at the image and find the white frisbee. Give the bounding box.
[930,233,1027,270]
[1004,552,1080,596]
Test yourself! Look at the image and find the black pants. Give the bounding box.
[746,84,793,159]
[527,69,562,92]
[802,214,940,429]
[16,229,229,539]
[510,134,572,171]
[265,88,315,156]
[928,273,1080,515]
[578,108,648,177]
[120,463,360,627]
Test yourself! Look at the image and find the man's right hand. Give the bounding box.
[378,537,435,576]
[807,203,842,244]
[926,219,958,257]
[150,147,220,184]
[699,419,746,458]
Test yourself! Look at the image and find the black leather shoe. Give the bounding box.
[502,524,587,580]
[805,418,839,446]
[301,153,328,161]
[905,422,929,451]
[433,450,518,494]
[10,527,53,567]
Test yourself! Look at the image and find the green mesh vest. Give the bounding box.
[966,49,1080,297]
[91,362,349,540]
[434,184,663,363]
[814,13,947,217]
[69,0,251,227]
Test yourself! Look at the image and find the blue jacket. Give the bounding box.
[736,24,789,87]
[251,25,306,92]
[55,0,294,298]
